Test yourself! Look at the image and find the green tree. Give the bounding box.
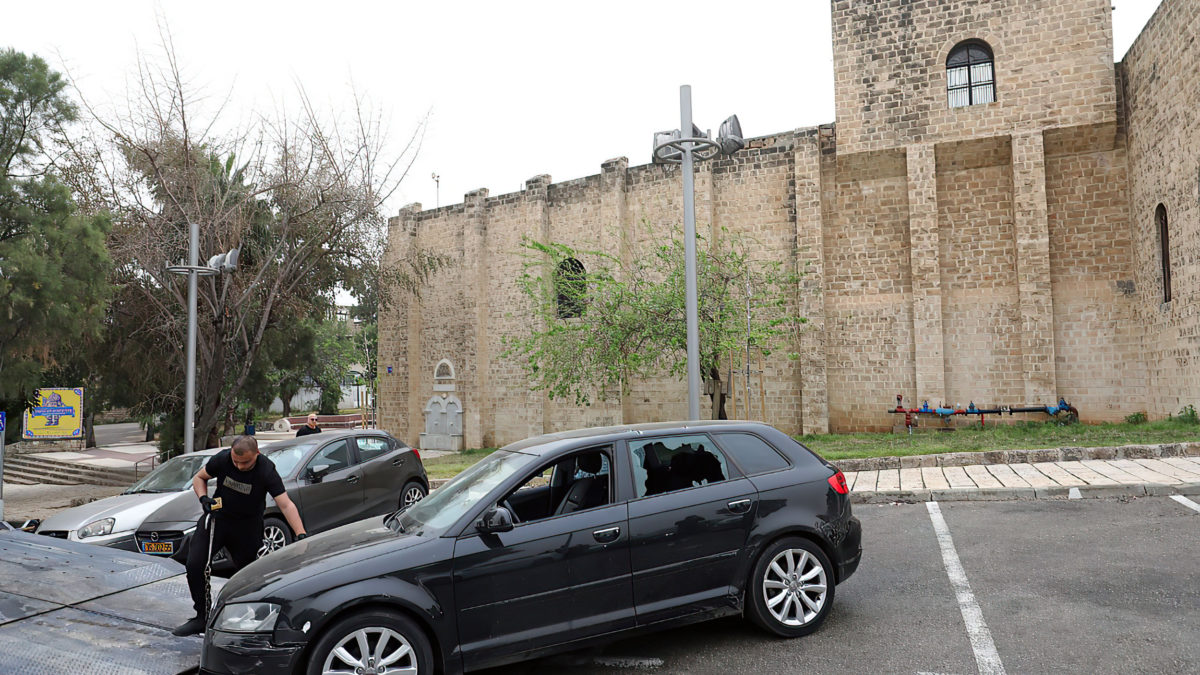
[242,311,320,419]
[0,49,111,440]
[310,319,356,415]
[504,224,805,419]
[63,44,448,449]
[241,315,358,421]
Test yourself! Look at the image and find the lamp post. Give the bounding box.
[167,222,238,453]
[653,85,744,420]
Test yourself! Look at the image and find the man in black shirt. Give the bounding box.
[295,412,322,437]
[173,435,308,636]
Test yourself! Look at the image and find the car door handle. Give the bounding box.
[391,457,406,466]
[347,474,360,484]
[593,527,620,543]
[727,498,753,514]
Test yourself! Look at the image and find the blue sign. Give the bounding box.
[387,366,393,374]
[0,411,5,432]
[31,406,76,425]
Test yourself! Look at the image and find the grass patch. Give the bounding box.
[419,418,1200,479]
[422,447,498,479]
[799,418,1200,461]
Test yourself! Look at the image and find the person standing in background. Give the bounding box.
[296,413,322,437]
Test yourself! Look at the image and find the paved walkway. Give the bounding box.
[846,456,1200,502]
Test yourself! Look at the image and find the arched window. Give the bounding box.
[947,40,995,108]
[1157,204,1172,302]
[555,258,586,319]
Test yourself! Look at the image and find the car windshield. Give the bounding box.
[393,450,536,533]
[124,454,210,493]
[266,443,316,478]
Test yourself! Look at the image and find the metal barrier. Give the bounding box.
[133,453,158,479]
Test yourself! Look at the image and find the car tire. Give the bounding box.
[400,480,427,509]
[305,609,433,675]
[746,536,835,638]
[258,517,291,558]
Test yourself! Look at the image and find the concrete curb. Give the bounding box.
[832,441,1200,472]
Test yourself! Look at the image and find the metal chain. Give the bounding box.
[203,511,214,620]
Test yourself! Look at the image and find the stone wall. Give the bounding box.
[377,0,1197,446]
[1044,123,1142,420]
[824,148,915,431]
[831,0,1117,155]
[935,136,1023,408]
[1121,0,1200,418]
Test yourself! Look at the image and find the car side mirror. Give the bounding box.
[476,505,514,534]
[307,464,331,484]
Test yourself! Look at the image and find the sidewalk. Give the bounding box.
[845,456,1200,503]
[19,442,160,473]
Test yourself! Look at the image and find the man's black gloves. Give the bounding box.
[295,533,308,541]
[199,495,217,514]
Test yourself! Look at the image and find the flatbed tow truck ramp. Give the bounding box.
[0,527,222,674]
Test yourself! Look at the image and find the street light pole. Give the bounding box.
[184,221,199,454]
[652,87,743,422]
[679,86,702,422]
[167,228,237,454]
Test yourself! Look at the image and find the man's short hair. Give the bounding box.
[231,435,259,454]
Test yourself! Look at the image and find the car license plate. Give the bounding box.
[141,541,173,555]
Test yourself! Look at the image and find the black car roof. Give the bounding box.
[501,420,778,455]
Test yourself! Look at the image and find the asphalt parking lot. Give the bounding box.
[483,495,1200,675]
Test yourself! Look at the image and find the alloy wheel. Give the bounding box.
[402,486,425,507]
[258,524,287,558]
[762,547,827,627]
[321,627,418,675]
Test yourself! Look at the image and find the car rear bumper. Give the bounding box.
[200,631,303,674]
[835,515,862,583]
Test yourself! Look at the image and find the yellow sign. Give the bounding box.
[23,388,84,440]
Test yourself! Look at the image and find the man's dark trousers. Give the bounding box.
[185,513,262,618]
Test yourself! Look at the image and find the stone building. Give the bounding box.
[379,0,1199,447]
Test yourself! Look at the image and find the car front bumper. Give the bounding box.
[94,532,139,551]
[200,631,303,674]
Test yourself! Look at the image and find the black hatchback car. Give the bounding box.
[201,421,862,675]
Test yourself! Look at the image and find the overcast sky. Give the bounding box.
[5,0,1164,219]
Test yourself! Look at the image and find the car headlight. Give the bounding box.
[214,603,281,633]
[79,518,114,539]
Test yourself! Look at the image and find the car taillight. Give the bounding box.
[828,470,849,495]
[411,448,421,461]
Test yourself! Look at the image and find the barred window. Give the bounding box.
[947,40,995,108]
[1157,204,1172,303]
[555,258,586,319]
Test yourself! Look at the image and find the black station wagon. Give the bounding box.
[201,421,862,675]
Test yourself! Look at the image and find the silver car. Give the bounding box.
[35,430,428,560]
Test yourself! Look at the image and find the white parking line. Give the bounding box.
[1170,495,1200,514]
[926,502,1006,675]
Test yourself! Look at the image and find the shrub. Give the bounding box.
[1125,412,1148,425]
[1179,404,1199,425]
